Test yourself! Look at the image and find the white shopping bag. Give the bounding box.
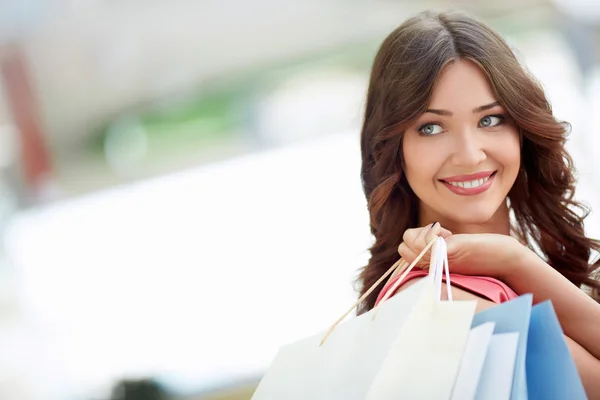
[451,322,496,400]
[252,278,430,400]
[252,237,477,400]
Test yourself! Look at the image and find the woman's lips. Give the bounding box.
[439,171,496,196]
[440,170,496,182]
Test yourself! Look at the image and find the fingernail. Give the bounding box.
[426,221,438,236]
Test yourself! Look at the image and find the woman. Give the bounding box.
[357,10,600,395]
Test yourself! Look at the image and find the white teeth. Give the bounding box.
[447,176,490,188]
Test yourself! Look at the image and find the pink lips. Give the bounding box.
[439,171,496,196]
[440,171,496,182]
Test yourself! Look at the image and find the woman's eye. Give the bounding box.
[479,115,505,128]
[418,123,444,136]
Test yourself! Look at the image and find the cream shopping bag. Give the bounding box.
[252,237,477,400]
[366,237,477,399]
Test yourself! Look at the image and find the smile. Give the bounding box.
[445,175,491,188]
[439,171,497,196]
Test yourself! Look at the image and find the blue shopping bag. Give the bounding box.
[471,294,533,400]
[526,300,586,400]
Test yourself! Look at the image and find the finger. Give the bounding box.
[415,224,435,251]
[402,226,424,246]
[401,230,421,260]
[398,241,430,269]
[439,227,453,238]
[423,223,452,241]
[424,221,445,244]
[397,242,419,265]
[404,224,433,255]
[423,222,439,244]
[402,224,437,267]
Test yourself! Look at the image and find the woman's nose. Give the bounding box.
[450,130,486,167]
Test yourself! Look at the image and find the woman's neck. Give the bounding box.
[419,201,512,235]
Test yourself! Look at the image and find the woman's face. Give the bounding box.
[402,59,521,229]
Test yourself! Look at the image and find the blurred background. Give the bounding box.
[1,0,600,398]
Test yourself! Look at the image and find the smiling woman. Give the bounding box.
[402,60,521,230]
[356,9,600,397]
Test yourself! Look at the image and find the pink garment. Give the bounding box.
[375,270,518,307]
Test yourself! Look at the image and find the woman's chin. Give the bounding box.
[421,197,509,230]
[443,207,501,227]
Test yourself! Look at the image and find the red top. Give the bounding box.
[375,270,518,307]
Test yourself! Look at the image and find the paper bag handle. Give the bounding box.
[428,236,453,302]
[369,236,452,321]
[320,237,438,345]
[376,237,444,307]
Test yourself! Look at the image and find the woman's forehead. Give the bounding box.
[427,60,499,112]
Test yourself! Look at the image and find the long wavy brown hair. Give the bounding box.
[356,10,600,314]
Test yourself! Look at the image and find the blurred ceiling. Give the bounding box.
[1,0,562,155]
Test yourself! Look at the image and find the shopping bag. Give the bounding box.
[367,238,477,399]
[471,294,533,400]
[450,321,496,400]
[526,300,586,399]
[252,237,477,400]
[251,277,431,400]
[475,331,520,400]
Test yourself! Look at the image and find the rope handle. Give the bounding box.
[320,237,438,345]
[377,237,439,307]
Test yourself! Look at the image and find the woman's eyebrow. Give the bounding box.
[424,101,501,116]
[473,101,501,113]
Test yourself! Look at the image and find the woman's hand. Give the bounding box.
[398,223,529,281]
[397,222,452,268]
